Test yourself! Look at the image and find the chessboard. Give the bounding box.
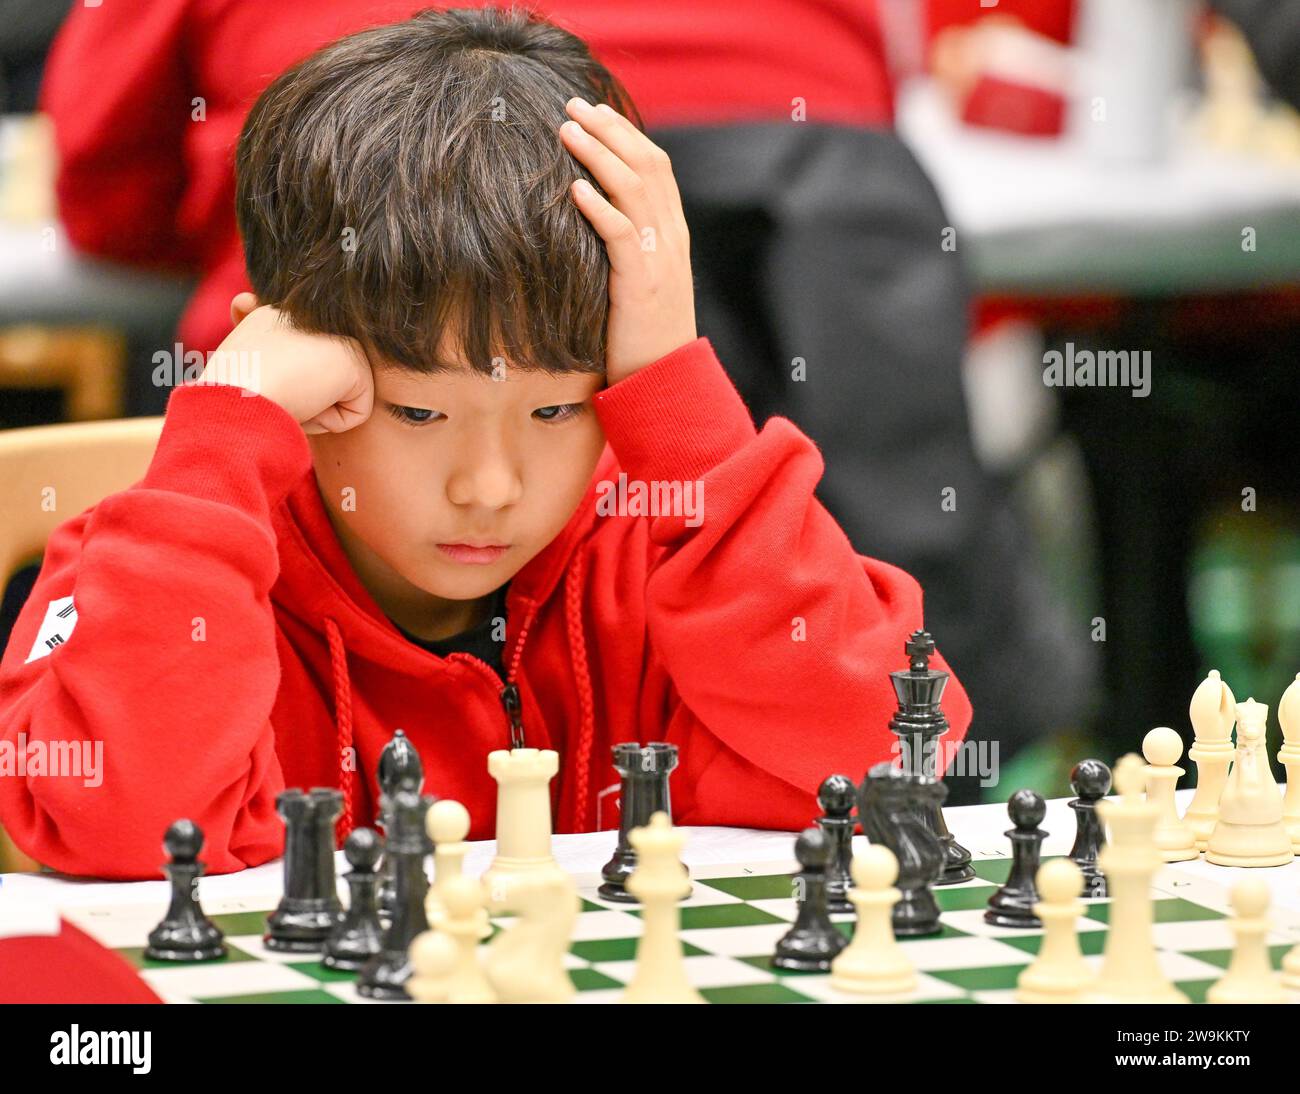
[61,849,1300,1005]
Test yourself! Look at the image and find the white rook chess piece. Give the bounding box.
[1277,673,1300,851]
[425,798,471,926]
[1081,753,1189,1004]
[622,812,704,1004]
[1206,699,1294,868]
[1185,670,1237,852]
[1016,858,1093,1003]
[829,844,915,996]
[1207,877,1288,1004]
[481,748,566,905]
[1142,726,1198,862]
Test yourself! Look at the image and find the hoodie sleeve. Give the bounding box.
[0,383,309,879]
[590,337,973,830]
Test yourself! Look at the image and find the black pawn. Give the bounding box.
[377,729,425,922]
[858,762,944,937]
[815,774,856,914]
[1068,759,1110,898]
[599,742,686,903]
[265,788,344,952]
[358,790,434,1000]
[984,789,1048,928]
[772,827,847,972]
[323,828,386,971]
[145,820,226,962]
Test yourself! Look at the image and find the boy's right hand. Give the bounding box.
[199,295,374,434]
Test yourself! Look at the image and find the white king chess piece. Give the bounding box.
[1206,699,1294,868]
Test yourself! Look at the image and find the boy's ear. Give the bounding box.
[230,292,260,326]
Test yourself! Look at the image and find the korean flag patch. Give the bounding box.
[25,595,77,663]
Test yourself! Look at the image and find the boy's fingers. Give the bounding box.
[571,181,642,273]
[565,99,686,222]
[560,120,648,218]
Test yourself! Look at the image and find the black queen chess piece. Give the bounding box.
[858,762,944,937]
[599,742,688,903]
[888,629,974,884]
[1067,759,1110,898]
[145,820,226,962]
[264,788,345,952]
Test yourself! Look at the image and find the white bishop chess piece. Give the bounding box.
[1184,670,1237,852]
[1277,673,1300,851]
[1206,699,1294,868]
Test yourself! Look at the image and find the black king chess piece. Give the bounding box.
[815,774,856,914]
[323,827,386,971]
[984,789,1048,928]
[377,728,425,920]
[888,629,974,884]
[859,762,944,936]
[264,788,345,952]
[358,790,434,999]
[145,820,226,962]
[1067,758,1110,898]
[772,827,847,971]
[599,742,688,903]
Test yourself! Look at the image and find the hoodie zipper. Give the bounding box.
[501,682,526,750]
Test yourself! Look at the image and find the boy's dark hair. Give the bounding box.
[235,6,643,375]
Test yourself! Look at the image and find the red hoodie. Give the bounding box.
[0,337,971,880]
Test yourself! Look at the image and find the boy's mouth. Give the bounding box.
[436,543,510,565]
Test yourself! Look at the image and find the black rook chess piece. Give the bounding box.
[358,790,434,999]
[858,762,944,937]
[1068,759,1110,898]
[145,820,226,962]
[815,774,856,914]
[772,827,848,971]
[888,629,974,884]
[984,789,1048,928]
[599,742,687,903]
[323,827,386,971]
[265,788,345,952]
[377,729,425,921]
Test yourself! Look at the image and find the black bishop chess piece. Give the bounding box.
[358,789,434,999]
[984,789,1048,928]
[145,820,226,962]
[376,728,425,921]
[323,827,386,971]
[599,742,687,903]
[265,788,345,952]
[858,761,944,937]
[888,629,974,884]
[772,827,848,971]
[815,774,856,914]
[1067,758,1110,898]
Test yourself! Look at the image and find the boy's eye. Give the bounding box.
[533,403,585,423]
[386,404,440,427]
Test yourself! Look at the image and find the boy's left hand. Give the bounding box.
[561,98,697,385]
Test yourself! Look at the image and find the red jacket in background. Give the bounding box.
[0,338,971,880]
[40,0,894,357]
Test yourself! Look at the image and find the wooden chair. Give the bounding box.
[0,325,128,422]
[0,416,164,872]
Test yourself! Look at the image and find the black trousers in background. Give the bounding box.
[653,122,1099,800]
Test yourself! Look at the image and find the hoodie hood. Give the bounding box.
[268,443,619,842]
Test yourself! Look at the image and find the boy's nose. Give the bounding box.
[445,461,524,510]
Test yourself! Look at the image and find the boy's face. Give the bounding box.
[308,336,606,617]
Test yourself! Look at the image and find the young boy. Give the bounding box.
[0,7,970,880]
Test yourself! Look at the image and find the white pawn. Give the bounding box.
[830,845,915,996]
[1277,673,1300,851]
[1142,727,1198,862]
[1207,877,1288,1003]
[1206,699,1294,868]
[408,930,457,1003]
[425,799,471,926]
[433,874,496,1004]
[1016,858,1093,1003]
